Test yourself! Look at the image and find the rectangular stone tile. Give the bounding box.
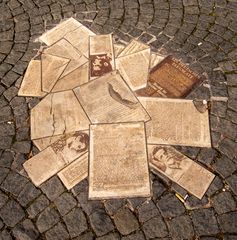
[64,25,95,58]
[136,56,202,98]
[116,48,150,91]
[31,90,90,139]
[39,18,82,46]
[52,62,89,92]
[24,131,89,186]
[89,34,115,79]
[18,60,46,97]
[117,40,150,57]
[58,152,88,190]
[33,130,89,151]
[41,54,69,93]
[148,145,215,199]
[89,122,151,199]
[138,97,211,147]
[74,71,150,124]
[43,39,88,78]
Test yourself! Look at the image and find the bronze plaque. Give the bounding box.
[136,55,202,98]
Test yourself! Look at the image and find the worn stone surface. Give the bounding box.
[0,1,236,239]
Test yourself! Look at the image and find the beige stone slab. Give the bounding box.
[58,152,88,190]
[116,48,150,91]
[114,43,126,58]
[89,122,151,199]
[52,62,89,92]
[150,53,166,69]
[43,39,88,78]
[64,25,95,58]
[18,60,46,97]
[118,40,150,57]
[138,97,211,147]
[74,71,150,124]
[148,145,215,199]
[24,147,65,186]
[39,18,82,46]
[24,130,89,186]
[89,34,115,78]
[31,90,90,139]
[41,54,69,92]
[33,130,89,151]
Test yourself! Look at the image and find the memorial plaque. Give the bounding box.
[114,43,125,57]
[65,25,95,58]
[43,39,88,78]
[33,135,63,151]
[89,122,151,199]
[39,18,82,46]
[149,53,166,69]
[74,71,150,124]
[52,63,89,92]
[58,152,88,190]
[148,145,215,199]
[31,90,90,139]
[89,34,115,78]
[24,131,89,186]
[18,60,46,97]
[41,54,69,93]
[136,55,201,98]
[138,97,211,147]
[116,40,150,91]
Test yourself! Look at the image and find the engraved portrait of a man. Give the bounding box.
[51,132,89,164]
[151,146,182,173]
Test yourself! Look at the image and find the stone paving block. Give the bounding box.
[54,192,77,216]
[17,181,41,207]
[96,232,120,240]
[139,97,211,147]
[0,200,25,227]
[27,195,50,219]
[104,198,125,215]
[36,207,60,233]
[0,191,8,208]
[12,219,39,240]
[226,174,237,195]
[74,71,150,124]
[137,200,160,223]
[168,215,194,240]
[218,212,237,234]
[63,208,88,238]
[45,222,69,240]
[212,191,236,214]
[142,216,168,239]
[40,175,65,201]
[30,91,90,139]
[157,193,185,218]
[1,171,29,197]
[191,208,220,235]
[113,207,139,235]
[89,122,150,199]
[89,208,114,237]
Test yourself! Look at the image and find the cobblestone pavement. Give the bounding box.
[0,0,237,239]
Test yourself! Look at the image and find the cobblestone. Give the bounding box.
[0,0,236,238]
